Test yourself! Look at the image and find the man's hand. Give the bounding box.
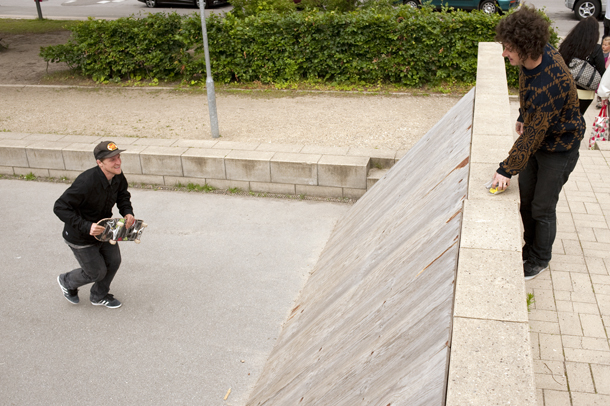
[125,214,135,229]
[492,172,511,191]
[90,223,105,236]
[515,121,524,136]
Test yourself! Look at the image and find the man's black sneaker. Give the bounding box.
[524,261,549,281]
[57,275,79,304]
[91,294,122,308]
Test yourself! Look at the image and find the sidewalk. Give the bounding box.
[526,145,610,405]
[505,99,610,405]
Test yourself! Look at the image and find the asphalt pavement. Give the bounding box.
[0,178,349,405]
[0,0,230,20]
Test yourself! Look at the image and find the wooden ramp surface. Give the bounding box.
[247,89,474,406]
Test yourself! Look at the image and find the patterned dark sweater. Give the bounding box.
[497,44,585,178]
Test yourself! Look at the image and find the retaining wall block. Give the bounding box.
[270,152,321,186]
[225,150,274,182]
[181,148,230,179]
[140,146,188,177]
[317,155,370,189]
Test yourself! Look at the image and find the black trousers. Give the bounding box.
[519,145,580,266]
[579,98,594,117]
[64,241,122,302]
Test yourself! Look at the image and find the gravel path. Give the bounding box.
[0,32,460,150]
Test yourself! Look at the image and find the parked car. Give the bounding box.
[565,0,606,20]
[403,0,520,14]
[138,0,228,8]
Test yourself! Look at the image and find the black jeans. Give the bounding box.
[519,145,580,266]
[579,98,594,117]
[64,242,121,302]
[604,18,610,38]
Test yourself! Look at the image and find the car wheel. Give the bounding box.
[145,0,156,7]
[403,0,419,7]
[574,0,600,20]
[479,0,498,14]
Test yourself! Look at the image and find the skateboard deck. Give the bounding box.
[95,218,147,245]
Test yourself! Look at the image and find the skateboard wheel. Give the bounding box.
[142,223,148,228]
[110,240,117,245]
[135,239,141,244]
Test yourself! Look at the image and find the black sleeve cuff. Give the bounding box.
[496,166,513,179]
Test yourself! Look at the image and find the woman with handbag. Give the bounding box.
[559,17,606,117]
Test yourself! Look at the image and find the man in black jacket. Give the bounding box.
[54,141,135,308]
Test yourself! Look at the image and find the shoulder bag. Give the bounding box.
[569,57,602,91]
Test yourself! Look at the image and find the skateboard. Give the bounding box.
[94,218,147,245]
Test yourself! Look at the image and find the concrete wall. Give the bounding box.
[0,135,405,200]
[446,42,536,405]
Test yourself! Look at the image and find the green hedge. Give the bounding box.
[39,8,558,88]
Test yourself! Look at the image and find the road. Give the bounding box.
[534,0,584,37]
[0,0,231,20]
[0,178,349,405]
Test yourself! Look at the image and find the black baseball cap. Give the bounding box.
[94,141,125,160]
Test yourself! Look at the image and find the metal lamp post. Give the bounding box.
[198,1,220,138]
[34,0,43,19]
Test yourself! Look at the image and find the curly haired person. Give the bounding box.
[492,6,585,280]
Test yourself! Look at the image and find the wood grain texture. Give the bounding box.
[247,89,475,406]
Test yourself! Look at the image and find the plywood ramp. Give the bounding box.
[247,89,474,406]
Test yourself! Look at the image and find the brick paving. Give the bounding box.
[526,147,610,405]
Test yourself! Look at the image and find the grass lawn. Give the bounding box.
[0,18,80,35]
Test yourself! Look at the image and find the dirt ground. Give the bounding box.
[0,32,461,150]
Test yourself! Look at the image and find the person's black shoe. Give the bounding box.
[91,294,122,308]
[524,261,549,281]
[57,275,79,304]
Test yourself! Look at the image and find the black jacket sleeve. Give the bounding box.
[590,44,606,77]
[53,173,95,239]
[116,174,134,218]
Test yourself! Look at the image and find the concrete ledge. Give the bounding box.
[0,165,15,175]
[0,139,29,167]
[454,248,528,322]
[225,150,274,182]
[181,148,230,179]
[270,152,320,186]
[0,134,400,199]
[140,146,188,176]
[26,141,69,170]
[446,42,536,406]
[446,318,536,406]
[62,143,98,172]
[317,155,369,189]
[460,199,522,251]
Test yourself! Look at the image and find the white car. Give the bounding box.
[565,0,606,20]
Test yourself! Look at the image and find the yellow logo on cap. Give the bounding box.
[107,142,118,151]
